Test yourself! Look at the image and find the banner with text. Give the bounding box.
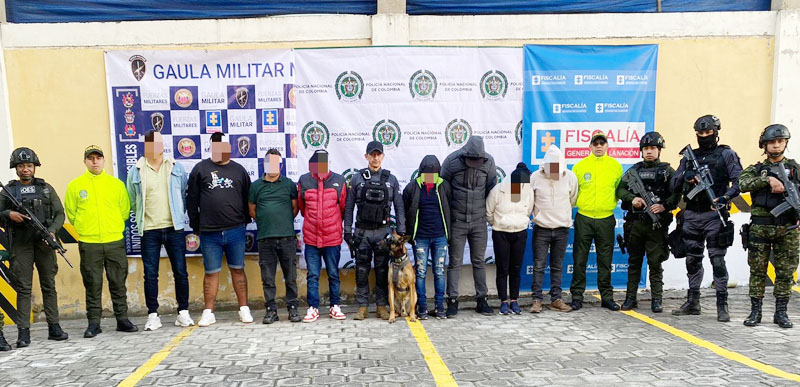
[522,44,658,291]
[296,47,523,268]
[105,49,297,256]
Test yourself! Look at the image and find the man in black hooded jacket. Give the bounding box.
[440,136,497,317]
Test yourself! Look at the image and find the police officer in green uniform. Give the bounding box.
[739,124,799,328]
[616,132,680,313]
[0,147,68,348]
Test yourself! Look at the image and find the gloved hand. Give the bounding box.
[0,250,10,262]
[714,195,729,205]
[684,171,697,183]
[344,233,353,247]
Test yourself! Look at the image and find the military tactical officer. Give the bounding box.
[616,132,680,313]
[344,141,406,321]
[0,147,68,348]
[671,115,742,322]
[739,124,799,328]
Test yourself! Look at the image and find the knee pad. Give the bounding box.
[710,255,728,277]
[686,259,703,275]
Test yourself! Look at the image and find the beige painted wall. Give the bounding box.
[3,35,774,320]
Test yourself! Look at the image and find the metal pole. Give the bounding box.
[657,0,663,12]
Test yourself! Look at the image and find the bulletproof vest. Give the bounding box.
[355,169,391,230]
[5,178,52,230]
[637,162,670,200]
[684,145,730,208]
[751,159,800,214]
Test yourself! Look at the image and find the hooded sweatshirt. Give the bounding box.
[531,146,579,228]
[403,155,452,242]
[440,136,497,223]
[486,163,534,233]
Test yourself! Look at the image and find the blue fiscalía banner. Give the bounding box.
[521,44,658,292]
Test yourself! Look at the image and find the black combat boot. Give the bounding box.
[47,323,69,341]
[0,329,11,351]
[774,298,793,328]
[16,327,30,348]
[651,298,663,313]
[743,297,762,327]
[621,296,638,310]
[446,298,459,318]
[716,292,730,322]
[475,296,494,316]
[84,322,102,338]
[672,289,701,316]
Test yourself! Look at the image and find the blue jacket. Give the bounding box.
[126,156,188,236]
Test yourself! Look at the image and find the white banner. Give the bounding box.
[295,47,524,267]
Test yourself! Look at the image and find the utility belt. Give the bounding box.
[355,219,389,231]
[684,200,721,213]
[750,214,797,227]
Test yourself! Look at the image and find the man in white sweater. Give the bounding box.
[530,145,578,313]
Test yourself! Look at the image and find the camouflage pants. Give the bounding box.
[748,224,800,298]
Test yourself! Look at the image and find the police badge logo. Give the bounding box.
[129,55,147,82]
[174,88,193,108]
[177,138,196,157]
[335,71,364,102]
[515,120,523,146]
[237,136,251,157]
[79,190,88,199]
[301,121,330,150]
[235,87,249,108]
[150,112,165,132]
[185,234,200,252]
[341,167,359,187]
[445,119,472,147]
[409,70,438,100]
[584,172,592,182]
[480,70,508,100]
[496,167,507,184]
[372,119,401,149]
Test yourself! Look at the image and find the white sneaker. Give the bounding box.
[329,305,346,320]
[198,309,216,327]
[144,313,162,331]
[239,306,254,323]
[175,310,195,327]
[303,307,319,323]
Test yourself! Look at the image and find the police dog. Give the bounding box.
[387,231,416,323]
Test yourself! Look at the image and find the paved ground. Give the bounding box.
[2,287,800,386]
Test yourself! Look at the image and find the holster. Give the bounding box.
[740,223,750,251]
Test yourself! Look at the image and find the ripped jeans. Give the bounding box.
[413,236,448,309]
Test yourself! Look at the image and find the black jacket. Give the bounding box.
[403,155,452,242]
[440,136,496,223]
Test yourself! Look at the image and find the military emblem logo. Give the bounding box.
[185,234,200,252]
[445,119,472,147]
[237,136,251,157]
[335,71,364,102]
[177,138,196,157]
[174,88,193,108]
[409,70,437,100]
[121,92,135,109]
[150,112,164,132]
[124,110,135,125]
[372,119,401,149]
[129,55,146,82]
[301,121,330,150]
[515,120,523,146]
[235,87,249,108]
[480,70,508,100]
[124,124,136,138]
[287,85,296,108]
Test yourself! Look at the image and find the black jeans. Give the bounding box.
[257,237,298,308]
[492,229,528,301]
[531,226,570,301]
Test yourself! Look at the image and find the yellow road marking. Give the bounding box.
[592,294,800,382]
[118,326,197,387]
[407,317,458,386]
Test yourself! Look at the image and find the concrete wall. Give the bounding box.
[0,8,794,320]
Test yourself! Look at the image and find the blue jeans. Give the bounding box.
[141,228,190,314]
[200,225,247,274]
[305,245,341,309]
[413,236,447,309]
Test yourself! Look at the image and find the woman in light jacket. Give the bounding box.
[486,162,534,315]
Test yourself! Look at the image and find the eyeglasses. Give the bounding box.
[591,140,607,146]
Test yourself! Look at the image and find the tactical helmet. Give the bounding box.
[694,115,721,132]
[759,124,791,149]
[639,131,666,150]
[9,147,40,169]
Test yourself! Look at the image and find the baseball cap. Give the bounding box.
[366,140,383,154]
[590,132,608,144]
[84,145,104,158]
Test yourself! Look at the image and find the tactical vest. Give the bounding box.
[622,162,670,215]
[355,169,392,230]
[5,178,53,230]
[751,159,800,220]
[684,145,730,211]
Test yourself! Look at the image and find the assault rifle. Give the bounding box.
[626,171,662,229]
[0,181,73,268]
[768,161,800,228]
[680,145,726,223]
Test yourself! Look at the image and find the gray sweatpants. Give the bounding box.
[446,220,488,299]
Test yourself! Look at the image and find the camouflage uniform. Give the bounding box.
[739,158,800,299]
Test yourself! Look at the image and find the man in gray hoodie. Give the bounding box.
[440,136,497,317]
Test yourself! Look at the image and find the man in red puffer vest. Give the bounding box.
[298,150,347,322]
